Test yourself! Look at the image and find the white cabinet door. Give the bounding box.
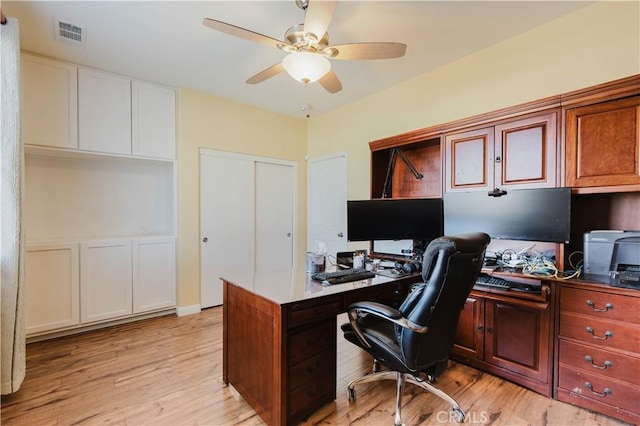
[80,240,132,323]
[25,243,79,334]
[132,81,176,160]
[78,68,131,155]
[132,237,176,313]
[21,54,78,149]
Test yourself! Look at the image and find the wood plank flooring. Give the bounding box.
[0,307,629,425]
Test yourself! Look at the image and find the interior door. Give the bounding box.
[255,161,295,272]
[200,151,255,308]
[307,154,347,262]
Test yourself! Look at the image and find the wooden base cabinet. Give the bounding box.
[556,283,640,425]
[452,290,553,396]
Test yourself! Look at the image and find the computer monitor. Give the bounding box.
[443,187,571,243]
[347,198,443,242]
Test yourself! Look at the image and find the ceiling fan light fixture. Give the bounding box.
[282,52,330,85]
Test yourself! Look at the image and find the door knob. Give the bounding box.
[202,237,208,243]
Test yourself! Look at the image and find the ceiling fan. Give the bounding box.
[203,0,407,94]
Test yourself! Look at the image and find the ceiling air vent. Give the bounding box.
[55,20,86,47]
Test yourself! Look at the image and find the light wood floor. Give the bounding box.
[1,307,629,425]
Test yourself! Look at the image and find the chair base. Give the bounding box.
[347,370,465,425]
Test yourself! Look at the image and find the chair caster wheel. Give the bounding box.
[452,408,465,423]
[348,387,356,402]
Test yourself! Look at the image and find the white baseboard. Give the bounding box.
[176,304,201,316]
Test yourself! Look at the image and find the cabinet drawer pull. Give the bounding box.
[584,355,613,370]
[584,382,612,398]
[586,300,613,312]
[585,327,613,340]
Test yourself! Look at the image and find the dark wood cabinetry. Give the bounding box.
[452,286,554,396]
[565,96,640,190]
[370,135,442,199]
[444,111,558,193]
[555,282,640,425]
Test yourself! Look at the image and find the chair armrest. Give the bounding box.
[347,301,429,348]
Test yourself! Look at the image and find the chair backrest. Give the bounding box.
[396,232,490,371]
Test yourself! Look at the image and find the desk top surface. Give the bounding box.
[221,268,419,306]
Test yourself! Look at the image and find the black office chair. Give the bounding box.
[341,232,490,425]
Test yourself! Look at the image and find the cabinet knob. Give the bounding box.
[287,233,291,237]
[495,156,502,163]
[202,237,208,243]
[337,232,344,238]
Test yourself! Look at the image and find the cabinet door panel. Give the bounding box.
[78,68,131,155]
[22,55,78,149]
[566,96,640,188]
[25,243,79,334]
[485,300,550,383]
[453,296,484,359]
[133,237,176,313]
[445,128,494,192]
[80,240,132,323]
[495,112,557,189]
[132,81,176,159]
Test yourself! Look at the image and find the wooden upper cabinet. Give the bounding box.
[445,111,558,193]
[565,96,640,189]
[445,127,494,192]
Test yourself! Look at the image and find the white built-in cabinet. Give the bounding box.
[21,55,78,149]
[81,240,133,323]
[78,68,132,155]
[25,243,80,334]
[22,52,177,337]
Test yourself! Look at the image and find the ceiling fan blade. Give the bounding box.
[304,0,337,41]
[319,70,342,94]
[246,62,285,84]
[331,42,407,60]
[203,18,284,49]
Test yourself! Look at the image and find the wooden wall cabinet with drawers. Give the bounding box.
[556,282,640,425]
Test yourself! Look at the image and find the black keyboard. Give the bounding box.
[475,274,512,289]
[312,268,375,284]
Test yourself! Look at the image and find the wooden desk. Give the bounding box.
[222,270,421,426]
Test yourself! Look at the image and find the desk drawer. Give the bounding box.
[289,347,335,392]
[559,312,640,353]
[558,365,639,414]
[560,287,640,324]
[288,320,336,365]
[559,340,640,384]
[288,376,335,421]
[288,296,342,328]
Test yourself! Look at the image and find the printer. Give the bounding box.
[583,230,640,289]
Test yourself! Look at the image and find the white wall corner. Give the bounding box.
[176,304,201,317]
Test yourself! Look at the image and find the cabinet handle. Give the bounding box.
[486,326,493,333]
[585,327,613,340]
[584,355,613,370]
[477,325,483,332]
[586,300,613,312]
[584,382,612,398]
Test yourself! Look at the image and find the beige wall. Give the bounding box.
[177,89,307,307]
[307,1,640,201]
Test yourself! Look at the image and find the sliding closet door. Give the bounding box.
[200,150,296,308]
[200,152,255,308]
[255,161,294,272]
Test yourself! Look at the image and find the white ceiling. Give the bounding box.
[3,1,591,118]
